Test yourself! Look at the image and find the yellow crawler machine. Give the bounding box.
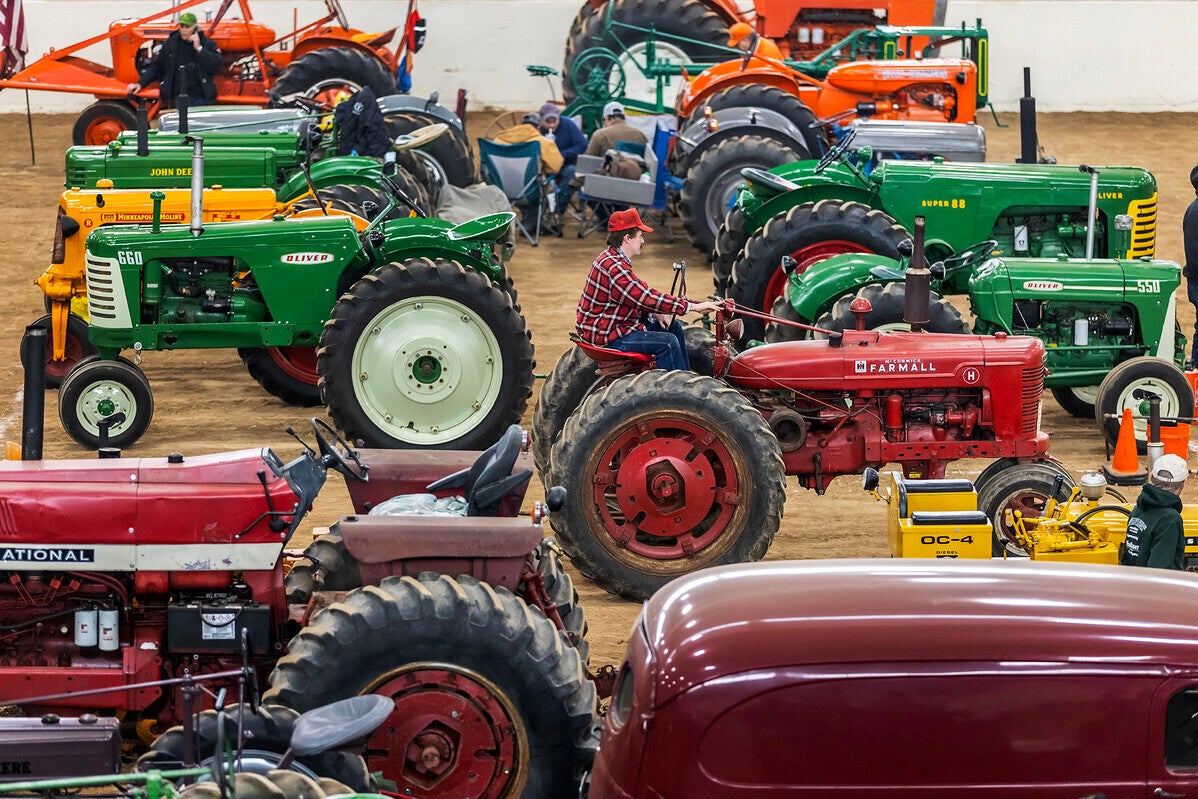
[862,468,1191,565]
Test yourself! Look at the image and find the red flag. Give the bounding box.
[0,0,27,79]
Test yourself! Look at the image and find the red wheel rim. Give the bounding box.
[762,239,879,314]
[994,488,1051,551]
[266,346,319,385]
[591,418,740,561]
[46,330,87,381]
[85,118,128,146]
[364,665,523,799]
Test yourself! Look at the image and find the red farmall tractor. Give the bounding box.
[538,289,1063,600]
[0,0,410,145]
[0,421,595,799]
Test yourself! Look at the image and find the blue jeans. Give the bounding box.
[1189,277,1198,368]
[556,163,577,208]
[610,318,689,371]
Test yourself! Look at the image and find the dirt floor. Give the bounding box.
[1,110,1196,674]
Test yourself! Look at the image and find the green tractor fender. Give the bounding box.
[373,213,516,282]
[276,157,384,203]
[786,252,904,322]
[750,180,877,232]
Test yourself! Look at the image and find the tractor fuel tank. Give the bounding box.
[0,715,121,781]
[727,330,1045,392]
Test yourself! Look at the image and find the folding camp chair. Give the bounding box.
[477,138,552,246]
[574,146,656,239]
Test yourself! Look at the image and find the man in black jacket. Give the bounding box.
[126,12,222,107]
[1184,165,1198,367]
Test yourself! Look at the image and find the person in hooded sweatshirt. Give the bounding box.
[1121,453,1188,570]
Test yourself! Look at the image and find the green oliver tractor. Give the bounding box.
[714,136,1160,344]
[59,140,532,452]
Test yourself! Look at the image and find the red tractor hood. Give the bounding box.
[0,449,295,571]
[726,331,1045,390]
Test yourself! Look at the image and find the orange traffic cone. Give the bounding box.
[1102,407,1147,486]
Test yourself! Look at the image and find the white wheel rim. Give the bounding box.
[73,375,140,437]
[350,296,504,446]
[1068,385,1100,405]
[1113,377,1185,439]
[616,41,691,106]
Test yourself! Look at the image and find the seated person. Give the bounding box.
[494,112,564,176]
[538,103,588,212]
[577,209,720,371]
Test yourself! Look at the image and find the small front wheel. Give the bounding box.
[1094,357,1195,454]
[58,357,153,449]
[976,461,1074,557]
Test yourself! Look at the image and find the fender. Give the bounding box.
[786,252,902,322]
[676,107,811,162]
[680,62,805,117]
[747,178,877,231]
[291,35,393,64]
[376,95,464,131]
[275,157,382,202]
[373,213,516,281]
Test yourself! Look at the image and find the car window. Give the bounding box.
[1166,687,1198,768]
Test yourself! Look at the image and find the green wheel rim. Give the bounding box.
[73,376,140,437]
[351,295,504,446]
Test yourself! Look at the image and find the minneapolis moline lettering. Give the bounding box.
[0,546,96,563]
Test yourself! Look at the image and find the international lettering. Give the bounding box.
[0,547,96,563]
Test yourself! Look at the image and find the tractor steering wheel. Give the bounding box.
[934,239,999,275]
[311,418,368,482]
[813,127,858,174]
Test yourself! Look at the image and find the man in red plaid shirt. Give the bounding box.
[577,209,721,370]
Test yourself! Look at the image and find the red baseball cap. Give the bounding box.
[607,208,654,234]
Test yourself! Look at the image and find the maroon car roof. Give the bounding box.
[641,560,1198,701]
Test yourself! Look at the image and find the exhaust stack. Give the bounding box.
[1018,67,1038,165]
[903,217,930,332]
[186,136,204,237]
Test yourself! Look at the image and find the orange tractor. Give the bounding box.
[562,0,945,102]
[0,0,412,145]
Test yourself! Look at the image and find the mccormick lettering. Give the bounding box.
[281,252,335,264]
[1023,280,1063,291]
[0,547,95,563]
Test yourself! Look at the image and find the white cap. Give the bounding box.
[603,101,625,118]
[1151,453,1189,483]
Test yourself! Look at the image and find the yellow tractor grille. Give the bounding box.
[84,254,120,322]
[1126,193,1157,258]
[1021,365,1045,434]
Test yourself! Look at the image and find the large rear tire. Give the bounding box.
[976,461,1074,557]
[814,283,970,335]
[566,0,729,105]
[680,135,805,255]
[385,111,476,188]
[532,346,607,479]
[138,703,370,790]
[318,259,534,449]
[712,205,747,295]
[1094,356,1194,454]
[547,370,785,601]
[284,524,362,605]
[238,347,321,407]
[265,574,597,799]
[685,85,824,155]
[73,100,138,146]
[763,295,808,343]
[728,200,909,342]
[269,47,396,108]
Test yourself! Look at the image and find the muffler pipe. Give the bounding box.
[904,216,930,331]
[187,136,204,237]
[136,100,149,157]
[20,325,45,461]
[1018,67,1038,165]
[1080,164,1099,259]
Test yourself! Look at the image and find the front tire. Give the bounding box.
[73,100,137,146]
[317,259,534,449]
[680,135,805,255]
[58,357,153,449]
[728,200,909,342]
[385,111,476,188]
[1094,357,1194,454]
[547,370,786,601]
[976,461,1074,557]
[1050,385,1100,419]
[22,313,97,389]
[265,574,597,799]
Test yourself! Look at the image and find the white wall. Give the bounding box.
[2,0,1195,113]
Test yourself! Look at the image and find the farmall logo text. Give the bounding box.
[0,547,95,563]
[281,252,335,264]
[880,68,949,79]
[1023,280,1063,291]
[854,358,937,374]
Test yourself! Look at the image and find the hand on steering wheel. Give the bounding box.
[310,418,368,482]
[814,127,858,174]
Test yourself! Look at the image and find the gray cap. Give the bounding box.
[1151,453,1189,483]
